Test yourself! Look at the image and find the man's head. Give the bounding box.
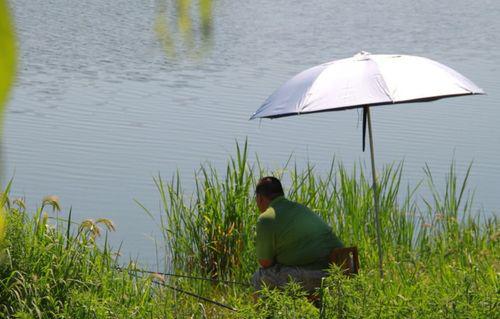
[255,176,284,213]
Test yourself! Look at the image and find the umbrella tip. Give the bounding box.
[354,51,371,59]
[357,51,371,55]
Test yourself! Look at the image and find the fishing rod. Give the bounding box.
[114,266,251,287]
[122,268,239,312]
[152,279,238,312]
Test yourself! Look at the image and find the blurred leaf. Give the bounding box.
[0,0,16,125]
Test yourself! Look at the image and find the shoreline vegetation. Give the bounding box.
[0,143,498,318]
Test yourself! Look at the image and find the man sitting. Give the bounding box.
[252,176,344,293]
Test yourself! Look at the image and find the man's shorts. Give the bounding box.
[252,264,328,293]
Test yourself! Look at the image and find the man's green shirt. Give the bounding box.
[256,196,343,269]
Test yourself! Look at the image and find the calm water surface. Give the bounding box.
[5,0,500,264]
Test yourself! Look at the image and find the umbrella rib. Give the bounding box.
[297,65,330,114]
[367,57,395,102]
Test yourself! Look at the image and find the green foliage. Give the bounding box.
[238,282,319,319]
[318,262,498,318]
[0,145,498,317]
[0,194,174,318]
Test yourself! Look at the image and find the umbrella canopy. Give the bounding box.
[250,52,484,277]
[251,52,484,119]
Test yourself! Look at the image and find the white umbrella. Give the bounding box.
[250,52,484,277]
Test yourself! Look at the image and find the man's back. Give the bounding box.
[256,196,343,269]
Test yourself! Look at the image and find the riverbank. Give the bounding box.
[0,151,498,318]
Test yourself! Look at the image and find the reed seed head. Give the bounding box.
[42,195,61,212]
[13,198,26,210]
[96,218,116,232]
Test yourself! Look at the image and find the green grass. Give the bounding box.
[0,142,498,318]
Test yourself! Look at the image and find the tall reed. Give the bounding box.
[154,141,257,280]
[0,192,183,318]
[152,141,497,283]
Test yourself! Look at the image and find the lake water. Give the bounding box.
[5,0,500,264]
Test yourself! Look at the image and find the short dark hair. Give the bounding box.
[255,176,284,200]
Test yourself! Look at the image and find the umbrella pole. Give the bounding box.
[365,106,384,278]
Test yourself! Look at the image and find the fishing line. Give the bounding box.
[152,279,238,312]
[123,268,239,312]
[115,266,251,287]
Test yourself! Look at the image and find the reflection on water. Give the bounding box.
[200,0,213,41]
[155,0,213,60]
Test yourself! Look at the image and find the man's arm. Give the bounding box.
[256,216,275,268]
[258,259,273,268]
